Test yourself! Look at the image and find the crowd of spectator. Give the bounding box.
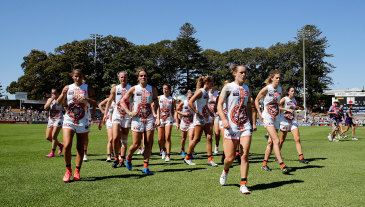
[0,106,103,123]
[0,106,48,122]
[1,105,364,125]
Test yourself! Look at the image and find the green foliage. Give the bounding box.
[296,25,334,110]
[8,24,333,108]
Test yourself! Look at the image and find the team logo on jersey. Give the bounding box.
[160,108,171,121]
[203,93,208,99]
[137,103,152,119]
[182,113,194,124]
[230,105,248,126]
[49,110,60,120]
[68,90,74,95]
[67,103,86,124]
[269,91,280,102]
[284,111,294,121]
[287,101,296,109]
[208,103,215,114]
[202,105,210,119]
[267,103,279,118]
[136,92,142,96]
[116,101,130,117]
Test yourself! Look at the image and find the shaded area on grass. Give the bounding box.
[249,179,304,191]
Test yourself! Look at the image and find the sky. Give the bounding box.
[1,0,364,99]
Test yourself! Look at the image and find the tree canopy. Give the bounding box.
[6,23,334,110]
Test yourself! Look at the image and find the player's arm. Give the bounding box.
[154,96,160,119]
[57,85,69,105]
[152,87,160,126]
[98,98,108,114]
[44,98,53,110]
[217,85,229,129]
[172,99,179,130]
[176,101,188,116]
[250,97,257,131]
[254,86,268,121]
[121,86,135,116]
[188,90,203,119]
[279,98,294,113]
[103,87,116,122]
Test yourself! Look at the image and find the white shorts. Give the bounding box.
[47,118,63,128]
[224,126,252,140]
[112,111,131,128]
[263,114,280,130]
[218,119,223,129]
[63,122,90,134]
[180,121,190,132]
[63,110,90,133]
[194,114,206,126]
[106,119,112,129]
[218,115,227,129]
[159,119,174,127]
[131,116,155,132]
[280,119,298,132]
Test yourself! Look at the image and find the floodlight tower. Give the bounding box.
[90,34,103,73]
[298,29,310,122]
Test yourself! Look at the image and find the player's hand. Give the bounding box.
[175,123,180,130]
[252,124,257,131]
[197,113,204,119]
[102,115,107,123]
[98,123,102,130]
[62,86,69,94]
[222,119,229,129]
[155,118,160,127]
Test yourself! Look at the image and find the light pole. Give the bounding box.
[298,29,310,122]
[90,34,103,73]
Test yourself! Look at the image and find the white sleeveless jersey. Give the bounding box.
[281,96,297,122]
[225,82,250,130]
[64,83,90,125]
[208,90,218,117]
[133,84,154,120]
[48,99,63,121]
[159,95,173,123]
[262,84,282,119]
[181,99,194,124]
[194,88,210,118]
[114,84,132,119]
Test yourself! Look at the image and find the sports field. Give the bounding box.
[0,124,364,206]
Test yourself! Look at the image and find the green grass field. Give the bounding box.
[0,124,364,206]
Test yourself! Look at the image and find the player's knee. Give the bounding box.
[241,153,249,162]
[225,155,235,163]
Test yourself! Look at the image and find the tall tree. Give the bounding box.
[173,23,203,93]
[201,49,229,90]
[296,25,334,110]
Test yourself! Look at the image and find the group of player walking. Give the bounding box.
[328,100,358,142]
[44,64,319,194]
